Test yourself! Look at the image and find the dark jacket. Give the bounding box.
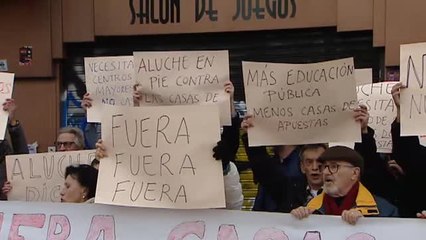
[0,123,29,200]
[355,127,399,204]
[242,133,303,212]
[391,120,426,217]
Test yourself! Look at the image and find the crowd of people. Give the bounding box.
[0,80,425,224]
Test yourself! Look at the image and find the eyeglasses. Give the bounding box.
[55,141,76,148]
[320,163,355,174]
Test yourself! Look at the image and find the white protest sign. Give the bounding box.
[400,42,426,135]
[330,82,398,152]
[243,58,361,146]
[355,68,373,86]
[84,56,135,122]
[133,50,231,126]
[1,201,426,239]
[357,82,397,153]
[0,72,14,140]
[97,104,224,209]
[5,150,96,202]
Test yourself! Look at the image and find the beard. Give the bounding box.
[323,183,341,197]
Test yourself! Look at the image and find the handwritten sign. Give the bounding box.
[5,150,96,202]
[358,82,397,152]
[330,82,397,153]
[0,72,14,140]
[133,50,231,125]
[97,104,224,209]
[84,56,135,122]
[355,68,373,86]
[1,201,426,239]
[400,42,426,136]
[243,58,361,146]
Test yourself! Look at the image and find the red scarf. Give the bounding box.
[323,182,359,215]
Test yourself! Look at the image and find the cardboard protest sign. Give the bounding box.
[133,50,231,125]
[243,58,361,146]
[0,72,14,140]
[1,201,426,239]
[357,82,397,152]
[355,68,373,86]
[330,82,398,153]
[400,42,426,135]
[97,104,224,209]
[84,56,135,122]
[5,150,96,202]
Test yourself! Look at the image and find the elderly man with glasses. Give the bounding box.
[55,127,85,152]
[291,146,398,225]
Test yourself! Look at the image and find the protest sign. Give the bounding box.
[0,72,14,140]
[133,50,231,125]
[243,58,361,146]
[84,56,135,122]
[400,42,426,135]
[1,201,426,239]
[355,68,373,86]
[5,150,96,202]
[97,104,224,209]
[357,82,397,152]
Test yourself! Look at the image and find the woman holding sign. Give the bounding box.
[2,164,98,203]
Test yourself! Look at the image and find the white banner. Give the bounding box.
[133,50,231,126]
[400,42,426,136]
[0,201,425,239]
[97,104,224,209]
[0,72,14,140]
[5,150,96,202]
[243,58,361,146]
[84,56,135,122]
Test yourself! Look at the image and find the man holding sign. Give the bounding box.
[391,83,426,217]
[0,98,29,200]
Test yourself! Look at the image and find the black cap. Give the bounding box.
[318,146,364,173]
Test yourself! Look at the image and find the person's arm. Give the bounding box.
[3,99,28,154]
[8,122,29,154]
[390,83,426,170]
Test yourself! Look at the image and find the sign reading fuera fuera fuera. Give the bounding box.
[400,42,426,135]
[84,56,135,122]
[243,58,361,146]
[97,104,225,209]
[133,50,231,126]
[0,72,14,140]
[5,150,96,202]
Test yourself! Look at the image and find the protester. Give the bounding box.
[2,126,85,197]
[390,82,426,217]
[241,104,391,212]
[241,115,302,212]
[60,164,98,203]
[0,98,29,200]
[56,126,85,151]
[2,164,98,203]
[291,146,398,225]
